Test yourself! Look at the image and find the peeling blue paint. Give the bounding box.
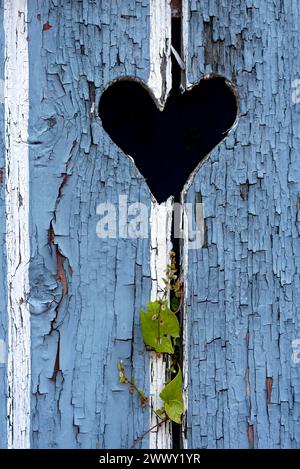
[0,0,299,450]
[28,0,153,449]
[185,0,300,449]
[0,0,7,449]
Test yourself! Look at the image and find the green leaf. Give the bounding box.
[159,369,184,424]
[173,337,181,349]
[165,400,184,424]
[117,360,123,371]
[155,407,166,419]
[140,301,180,353]
[159,368,182,403]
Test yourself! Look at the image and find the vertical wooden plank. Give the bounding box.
[0,0,7,449]
[149,199,173,449]
[148,1,173,448]
[148,0,172,107]
[183,0,300,448]
[4,0,31,449]
[27,0,171,449]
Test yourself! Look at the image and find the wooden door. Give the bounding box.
[0,0,299,450]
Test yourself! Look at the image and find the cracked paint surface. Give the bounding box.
[27,0,165,449]
[184,0,300,449]
[0,0,7,450]
[4,0,31,449]
[1,0,299,450]
[149,199,173,449]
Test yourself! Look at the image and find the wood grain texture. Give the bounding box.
[1,0,299,450]
[0,0,7,450]
[27,0,156,449]
[184,0,300,449]
[4,0,31,448]
[149,199,173,449]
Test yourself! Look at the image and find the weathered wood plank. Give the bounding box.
[2,0,299,450]
[0,0,7,450]
[27,0,170,449]
[149,199,173,449]
[183,0,300,449]
[3,0,31,449]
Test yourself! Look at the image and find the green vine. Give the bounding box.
[118,251,184,437]
[118,361,149,408]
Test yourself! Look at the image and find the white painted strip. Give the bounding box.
[147,0,173,449]
[148,0,172,110]
[171,45,186,71]
[182,0,193,90]
[0,339,6,364]
[149,199,173,449]
[4,0,31,449]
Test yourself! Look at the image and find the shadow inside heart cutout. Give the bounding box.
[99,77,238,203]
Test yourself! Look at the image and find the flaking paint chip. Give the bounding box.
[43,22,52,31]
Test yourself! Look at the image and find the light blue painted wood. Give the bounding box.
[0,0,7,449]
[185,0,300,449]
[27,0,153,449]
[1,0,298,450]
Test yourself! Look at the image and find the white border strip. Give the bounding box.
[147,0,173,450]
[149,199,173,449]
[148,0,172,109]
[182,0,193,90]
[4,0,31,449]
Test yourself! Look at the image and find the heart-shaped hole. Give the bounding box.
[99,77,238,203]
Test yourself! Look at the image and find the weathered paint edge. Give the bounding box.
[147,0,173,449]
[4,0,31,449]
[149,199,173,449]
[148,0,172,109]
[181,0,192,90]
